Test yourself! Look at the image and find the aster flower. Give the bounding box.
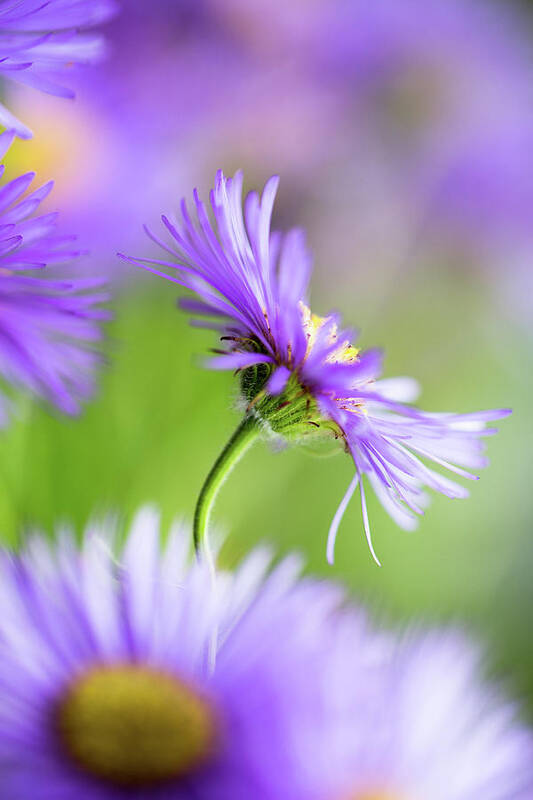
[120,170,509,565]
[0,130,109,418]
[338,629,533,800]
[1,509,531,799]
[0,506,368,799]
[0,0,118,138]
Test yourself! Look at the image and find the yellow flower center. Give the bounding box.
[300,302,360,364]
[56,665,217,788]
[299,302,368,424]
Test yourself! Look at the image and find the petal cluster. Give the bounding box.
[123,170,509,563]
[0,130,109,418]
[0,0,118,138]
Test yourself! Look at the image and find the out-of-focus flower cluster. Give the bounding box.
[5,0,532,320]
[0,0,117,421]
[0,509,530,799]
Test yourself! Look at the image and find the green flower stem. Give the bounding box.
[193,413,260,555]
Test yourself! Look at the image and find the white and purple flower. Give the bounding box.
[0,508,530,799]
[121,171,509,564]
[0,507,368,800]
[0,0,118,138]
[0,130,109,419]
[338,629,533,800]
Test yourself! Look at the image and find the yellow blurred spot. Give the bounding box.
[347,791,405,800]
[56,664,217,787]
[2,87,109,200]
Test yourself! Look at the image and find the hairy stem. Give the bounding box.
[193,414,260,556]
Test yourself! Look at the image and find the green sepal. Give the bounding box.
[240,365,331,441]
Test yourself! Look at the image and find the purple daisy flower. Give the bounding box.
[1,509,531,799]
[339,629,533,800]
[0,130,109,418]
[0,0,118,138]
[120,171,510,565]
[0,506,369,799]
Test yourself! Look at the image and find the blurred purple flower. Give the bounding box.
[7,0,332,274]
[0,130,109,419]
[312,0,533,270]
[0,0,118,138]
[6,0,247,268]
[121,171,510,564]
[0,506,364,799]
[0,508,531,798]
[340,630,533,799]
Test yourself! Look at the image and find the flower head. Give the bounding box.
[0,130,109,419]
[338,629,533,800]
[0,0,118,138]
[121,171,509,564]
[0,506,366,799]
[1,508,531,798]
